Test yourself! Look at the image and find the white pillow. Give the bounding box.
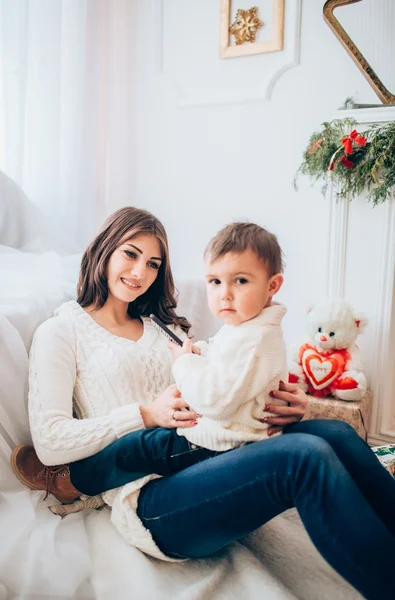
[0,169,80,254]
[0,246,81,349]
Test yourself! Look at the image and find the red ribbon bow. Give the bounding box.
[341,129,366,155]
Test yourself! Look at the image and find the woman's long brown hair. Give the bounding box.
[77,207,190,334]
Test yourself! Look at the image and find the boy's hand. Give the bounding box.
[168,338,193,360]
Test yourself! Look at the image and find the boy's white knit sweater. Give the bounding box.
[28,300,185,561]
[174,303,288,451]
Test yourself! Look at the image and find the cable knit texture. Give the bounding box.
[174,303,289,451]
[28,300,187,561]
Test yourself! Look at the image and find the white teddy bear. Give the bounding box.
[289,299,368,401]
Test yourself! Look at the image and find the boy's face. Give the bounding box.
[205,249,283,326]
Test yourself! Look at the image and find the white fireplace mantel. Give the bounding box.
[327,106,395,445]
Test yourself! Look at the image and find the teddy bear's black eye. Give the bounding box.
[329,332,335,337]
[318,327,322,333]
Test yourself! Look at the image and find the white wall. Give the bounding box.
[127,0,379,347]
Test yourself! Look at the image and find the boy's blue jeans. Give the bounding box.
[70,420,395,600]
[70,428,219,495]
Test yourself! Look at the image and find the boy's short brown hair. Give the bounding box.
[205,222,284,277]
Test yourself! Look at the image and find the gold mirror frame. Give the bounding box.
[323,0,395,104]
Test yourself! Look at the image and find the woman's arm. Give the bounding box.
[28,318,146,466]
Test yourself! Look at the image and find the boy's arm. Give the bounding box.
[173,327,285,421]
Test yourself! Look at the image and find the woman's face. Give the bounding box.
[106,233,163,305]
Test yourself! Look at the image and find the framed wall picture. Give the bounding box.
[220,0,285,59]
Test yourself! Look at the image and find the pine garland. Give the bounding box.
[295,117,395,204]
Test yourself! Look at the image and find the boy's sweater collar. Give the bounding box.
[235,302,287,328]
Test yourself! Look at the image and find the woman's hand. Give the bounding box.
[140,384,200,429]
[168,339,193,361]
[262,381,308,436]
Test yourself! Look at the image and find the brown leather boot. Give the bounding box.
[11,444,81,504]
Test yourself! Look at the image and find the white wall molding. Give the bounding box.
[264,0,301,104]
[335,106,395,125]
[368,432,395,446]
[368,197,395,443]
[155,0,302,108]
[326,183,349,298]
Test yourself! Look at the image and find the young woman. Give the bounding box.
[12,207,395,600]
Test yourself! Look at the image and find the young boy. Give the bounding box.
[11,222,288,502]
[169,221,288,451]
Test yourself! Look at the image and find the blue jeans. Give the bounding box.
[69,428,219,496]
[135,420,395,600]
[70,420,395,599]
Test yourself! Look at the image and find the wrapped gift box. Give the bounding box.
[371,444,395,477]
[306,390,370,440]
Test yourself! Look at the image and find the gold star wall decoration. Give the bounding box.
[229,7,264,46]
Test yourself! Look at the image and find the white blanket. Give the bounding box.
[0,176,362,600]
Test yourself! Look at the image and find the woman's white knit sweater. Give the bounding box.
[28,300,185,561]
[174,303,289,450]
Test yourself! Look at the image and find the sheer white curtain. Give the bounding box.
[0,0,134,246]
